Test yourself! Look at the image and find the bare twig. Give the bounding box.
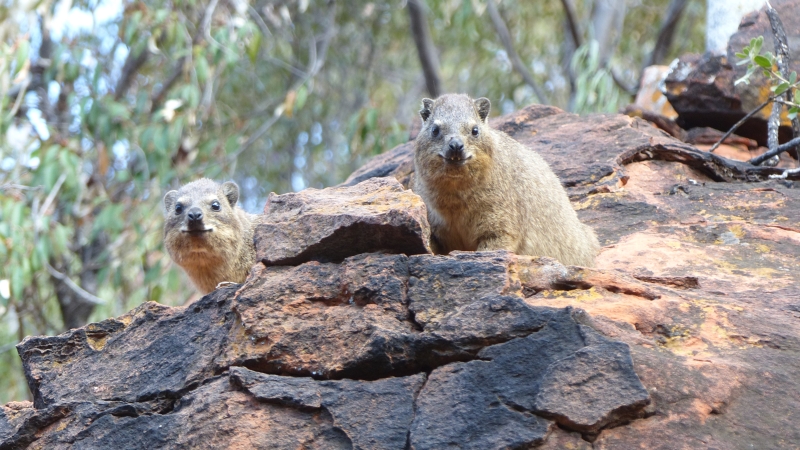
[229,112,281,161]
[486,0,548,103]
[709,96,774,153]
[749,136,800,166]
[248,4,272,38]
[40,173,67,217]
[0,183,41,191]
[8,76,29,117]
[407,0,441,98]
[769,166,800,179]
[45,262,105,305]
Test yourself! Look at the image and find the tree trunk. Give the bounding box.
[407,0,442,98]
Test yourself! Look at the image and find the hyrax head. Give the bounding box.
[163,178,243,261]
[416,94,492,174]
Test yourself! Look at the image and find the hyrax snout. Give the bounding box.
[412,94,600,267]
[163,178,257,294]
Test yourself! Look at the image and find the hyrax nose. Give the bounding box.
[446,138,465,160]
[187,207,203,223]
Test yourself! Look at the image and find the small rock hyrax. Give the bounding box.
[412,94,600,266]
[163,178,257,294]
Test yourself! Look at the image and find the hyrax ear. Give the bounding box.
[222,181,240,207]
[163,190,178,217]
[420,98,434,122]
[475,97,491,123]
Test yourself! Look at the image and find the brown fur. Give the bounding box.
[163,178,257,294]
[412,94,600,266]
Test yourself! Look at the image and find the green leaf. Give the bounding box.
[295,85,308,111]
[735,52,747,59]
[790,71,797,85]
[753,36,763,55]
[9,202,23,228]
[150,285,163,303]
[366,108,378,131]
[11,266,23,300]
[155,8,169,23]
[773,82,790,96]
[789,108,798,120]
[247,31,261,64]
[35,240,49,269]
[735,66,757,85]
[106,101,131,122]
[14,40,30,75]
[195,55,209,84]
[52,224,69,255]
[754,55,771,69]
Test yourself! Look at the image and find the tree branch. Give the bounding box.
[407,0,441,98]
[749,136,800,166]
[151,0,220,113]
[46,262,105,306]
[644,0,688,68]
[709,96,774,153]
[115,46,149,101]
[485,0,548,104]
[559,0,582,47]
[769,166,800,179]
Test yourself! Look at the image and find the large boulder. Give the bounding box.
[4,102,800,449]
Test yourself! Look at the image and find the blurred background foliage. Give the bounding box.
[0,0,705,402]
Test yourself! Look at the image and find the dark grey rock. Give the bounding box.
[16,287,237,408]
[232,366,425,450]
[410,308,649,447]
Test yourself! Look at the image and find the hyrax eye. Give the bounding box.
[431,124,440,138]
[472,126,479,136]
[175,203,183,215]
[211,200,221,211]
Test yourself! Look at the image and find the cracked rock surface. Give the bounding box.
[5,103,800,449]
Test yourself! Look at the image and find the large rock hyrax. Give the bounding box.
[412,94,600,266]
[163,178,257,294]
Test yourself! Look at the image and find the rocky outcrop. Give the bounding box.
[4,101,800,449]
[663,0,800,148]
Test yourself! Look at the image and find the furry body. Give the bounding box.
[163,179,256,293]
[413,94,600,266]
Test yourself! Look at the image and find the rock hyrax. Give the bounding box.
[413,94,600,266]
[163,179,257,294]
